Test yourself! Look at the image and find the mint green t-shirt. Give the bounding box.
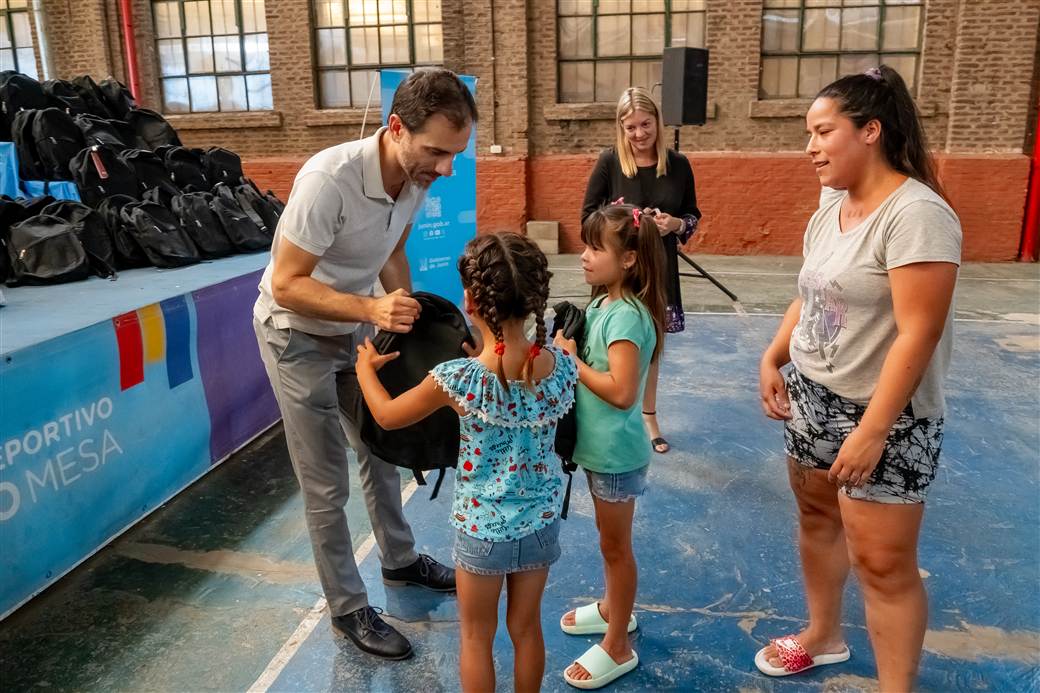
[573,295,657,474]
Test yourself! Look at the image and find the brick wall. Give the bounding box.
[945,0,1040,152]
[244,152,1030,262]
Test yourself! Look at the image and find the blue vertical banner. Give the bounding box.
[380,69,478,307]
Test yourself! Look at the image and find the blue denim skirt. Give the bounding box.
[452,520,561,576]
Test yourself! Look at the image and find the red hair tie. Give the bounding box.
[632,208,642,226]
[494,342,506,356]
[529,344,542,358]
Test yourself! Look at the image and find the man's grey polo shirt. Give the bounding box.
[254,126,426,336]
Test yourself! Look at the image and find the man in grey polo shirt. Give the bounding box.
[253,69,476,660]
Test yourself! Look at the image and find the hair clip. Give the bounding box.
[865,67,883,81]
[494,341,506,356]
[610,196,625,206]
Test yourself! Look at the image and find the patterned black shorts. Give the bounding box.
[784,369,943,504]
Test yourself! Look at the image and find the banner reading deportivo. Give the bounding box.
[0,272,279,619]
[380,69,477,307]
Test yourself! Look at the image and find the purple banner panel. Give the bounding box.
[193,269,280,463]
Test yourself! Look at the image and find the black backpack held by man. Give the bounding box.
[346,291,475,498]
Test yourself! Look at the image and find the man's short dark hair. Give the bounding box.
[390,68,478,133]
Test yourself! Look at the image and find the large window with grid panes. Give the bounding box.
[152,0,272,113]
[557,0,705,104]
[760,0,923,99]
[1,0,38,79]
[312,0,443,109]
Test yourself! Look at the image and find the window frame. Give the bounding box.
[555,0,707,104]
[758,0,925,100]
[311,0,444,110]
[0,2,38,79]
[153,0,273,114]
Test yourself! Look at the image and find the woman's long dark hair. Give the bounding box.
[817,65,947,201]
[581,204,666,361]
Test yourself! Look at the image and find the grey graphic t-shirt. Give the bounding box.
[790,178,961,418]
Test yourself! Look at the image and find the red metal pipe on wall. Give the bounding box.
[119,0,142,100]
[1019,106,1040,262]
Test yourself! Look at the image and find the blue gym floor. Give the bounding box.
[255,315,1039,693]
[0,259,1037,692]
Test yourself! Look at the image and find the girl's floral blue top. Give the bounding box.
[430,346,577,541]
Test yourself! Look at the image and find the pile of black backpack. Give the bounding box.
[0,71,284,286]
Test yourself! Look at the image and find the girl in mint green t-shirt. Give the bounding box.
[553,203,667,689]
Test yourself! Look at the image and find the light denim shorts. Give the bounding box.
[453,520,561,576]
[586,465,649,503]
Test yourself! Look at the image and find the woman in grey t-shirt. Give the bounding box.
[755,66,961,690]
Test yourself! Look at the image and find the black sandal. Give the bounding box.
[642,411,670,454]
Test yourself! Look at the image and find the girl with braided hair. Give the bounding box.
[554,203,665,689]
[355,231,577,693]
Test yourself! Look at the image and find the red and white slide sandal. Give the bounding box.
[754,635,850,677]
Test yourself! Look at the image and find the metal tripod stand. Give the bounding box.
[673,127,739,303]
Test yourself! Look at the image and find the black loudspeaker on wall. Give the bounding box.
[661,47,708,127]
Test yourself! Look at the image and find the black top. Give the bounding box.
[580,147,702,333]
[581,147,700,224]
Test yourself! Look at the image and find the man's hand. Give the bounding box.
[369,288,421,333]
[356,337,399,373]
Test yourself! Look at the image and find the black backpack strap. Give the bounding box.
[412,468,426,486]
[561,465,575,520]
[429,466,446,500]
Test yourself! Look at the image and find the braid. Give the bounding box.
[456,232,554,390]
[482,282,509,387]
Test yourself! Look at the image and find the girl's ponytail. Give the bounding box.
[581,205,667,360]
[817,64,947,201]
[633,211,667,361]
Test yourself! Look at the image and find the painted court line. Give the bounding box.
[247,480,420,693]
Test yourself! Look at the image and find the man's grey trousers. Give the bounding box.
[254,317,418,616]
